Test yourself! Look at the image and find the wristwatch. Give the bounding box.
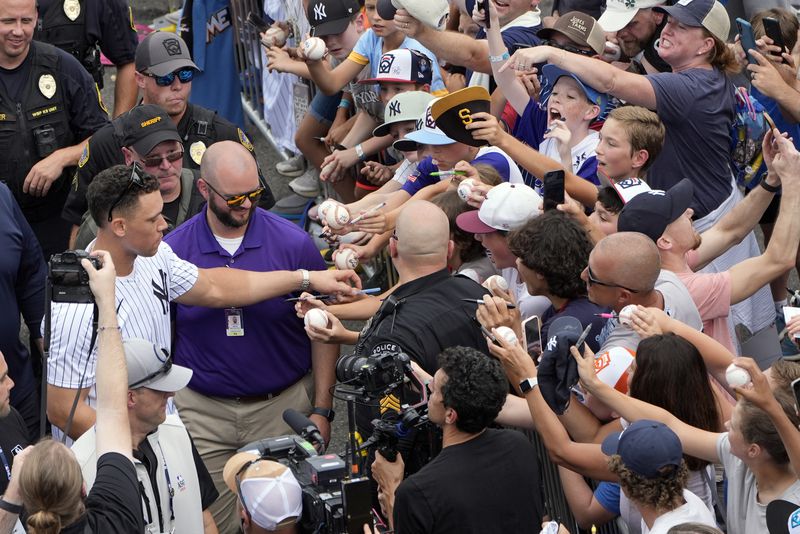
[518,377,539,395]
[311,407,335,422]
[299,269,311,291]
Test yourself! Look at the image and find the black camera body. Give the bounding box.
[49,250,101,303]
[336,350,411,398]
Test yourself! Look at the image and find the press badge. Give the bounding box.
[225,308,244,336]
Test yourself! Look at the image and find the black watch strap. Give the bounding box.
[0,498,23,514]
[760,179,781,193]
[311,407,335,422]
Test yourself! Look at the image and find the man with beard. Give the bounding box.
[618,143,800,365]
[73,105,205,248]
[163,141,338,534]
[598,0,671,74]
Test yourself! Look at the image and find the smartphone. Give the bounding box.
[521,315,542,359]
[736,18,758,64]
[763,17,788,62]
[542,169,565,211]
[246,12,273,33]
[478,0,490,28]
[342,477,373,534]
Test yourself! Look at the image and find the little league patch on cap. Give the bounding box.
[135,31,199,77]
[308,0,360,37]
[654,0,730,42]
[767,499,800,534]
[599,0,665,33]
[537,11,606,55]
[455,182,542,234]
[394,99,455,151]
[601,419,683,478]
[374,91,435,137]
[611,178,652,204]
[617,178,694,242]
[121,104,183,157]
[359,48,433,86]
[541,64,609,116]
[430,86,491,148]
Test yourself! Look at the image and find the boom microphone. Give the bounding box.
[283,408,326,450]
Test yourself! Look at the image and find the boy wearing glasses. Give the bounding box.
[63,31,274,248]
[72,106,206,249]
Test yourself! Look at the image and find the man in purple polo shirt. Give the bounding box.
[164,141,338,534]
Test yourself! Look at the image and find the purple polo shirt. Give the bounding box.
[164,208,326,397]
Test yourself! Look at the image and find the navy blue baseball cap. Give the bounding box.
[602,419,683,478]
[616,178,694,243]
[654,0,730,41]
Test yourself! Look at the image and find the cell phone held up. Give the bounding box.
[246,11,273,34]
[542,169,565,211]
[477,0,490,28]
[736,18,759,64]
[763,17,788,63]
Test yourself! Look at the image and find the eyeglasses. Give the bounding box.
[129,348,172,389]
[540,39,596,57]
[140,149,184,168]
[204,180,265,208]
[145,68,195,87]
[107,163,148,222]
[586,265,640,293]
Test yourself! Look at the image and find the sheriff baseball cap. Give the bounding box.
[654,0,730,42]
[542,64,609,115]
[456,182,543,234]
[223,452,303,531]
[394,100,455,151]
[135,31,199,76]
[537,11,606,55]
[374,91,435,137]
[308,0,360,37]
[599,0,664,33]
[120,105,183,156]
[359,49,433,86]
[124,338,192,392]
[601,419,683,478]
[616,178,694,242]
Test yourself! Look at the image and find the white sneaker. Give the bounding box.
[276,154,307,177]
[288,170,320,198]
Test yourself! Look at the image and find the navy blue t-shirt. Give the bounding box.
[540,297,608,353]
[646,68,735,219]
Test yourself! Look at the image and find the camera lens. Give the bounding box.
[335,353,368,383]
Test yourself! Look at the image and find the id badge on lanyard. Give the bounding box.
[225,308,244,336]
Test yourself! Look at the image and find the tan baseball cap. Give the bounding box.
[537,11,606,55]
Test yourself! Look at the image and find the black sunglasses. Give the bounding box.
[107,163,148,222]
[140,149,184,168]
[587,265,640,293]
[540,39,596,57]
[145,68,195,87]
[205,180,265,208]
[129,348,172,389]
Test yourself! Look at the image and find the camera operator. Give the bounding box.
[8,250,144,533]
[370,346,544,534]
[46,164,360,442]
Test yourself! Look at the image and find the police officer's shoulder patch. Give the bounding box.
[95,84,108,115]
[237,128,254,152]
[78,144,89,168]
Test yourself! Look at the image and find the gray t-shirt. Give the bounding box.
[717,433,800,533]
[598,270,703,352]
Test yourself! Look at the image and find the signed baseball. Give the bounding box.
[334,248,359,270]
[725,363,751,388]
[302,37,327,61]
[261,27,287,47]
[325,204,351,230]
[495,326,518,345]
[318,199,339,221]
[304,308,329,329]
[618,304,637,327]
[483,275,509,295]
[457,178,476,202]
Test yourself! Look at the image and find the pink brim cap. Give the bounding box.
[456,210,495,234]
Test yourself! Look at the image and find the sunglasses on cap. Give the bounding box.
[108,163,148,222]
[205,180,265,208]
[129,348,173,389]
[145,68,195,87]
[586,265,640,293]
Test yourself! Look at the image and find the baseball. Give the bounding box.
[325,204,351,230]
[261,27,287,47]
[334,248,359,270]
[618,304,637,327]
[304,308,330,329]
[318,199,340,221]
[457,178,476,202]
[725,363,751,388]
[483,275,509,295]
[495,326,518,345]
[302,37,327,61]
[321,161,337,181]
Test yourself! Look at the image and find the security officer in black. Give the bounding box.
[34,0,139,117]
[0,0,109,260]
[62,31,275,246]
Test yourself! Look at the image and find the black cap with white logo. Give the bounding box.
[308,0,360,37]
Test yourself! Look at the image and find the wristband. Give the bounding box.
[0,498,23,514]
[489,51,510,63]
[760,179,781,193]
[338,99,351,109]
[355,143,366,161]
[299,269,311,291]
[311,407,335,422]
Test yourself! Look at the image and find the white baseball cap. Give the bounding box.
[393,99,455,151]
[124,338,193,392]
[611,177,652,204]
[455,182,543,234]
[599,0,664,33]
[374,91,435,137]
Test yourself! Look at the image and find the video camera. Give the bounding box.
[335,350,411,398]
[49,250,102,304]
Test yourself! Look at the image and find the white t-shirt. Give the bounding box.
[642,489,717,534]
[46,242,198,439]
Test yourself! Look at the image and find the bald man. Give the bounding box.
[584,232,702,353]
[164,141,338,534]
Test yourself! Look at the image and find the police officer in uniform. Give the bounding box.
[35,0,139,117]
[62,31,275,246]
[0,0,109,260]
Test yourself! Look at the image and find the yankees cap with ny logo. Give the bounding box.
[308,0,361,37]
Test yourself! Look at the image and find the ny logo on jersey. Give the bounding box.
[152,269,169,314]
[313,3,327,20]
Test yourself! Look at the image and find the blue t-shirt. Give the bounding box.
[540,297,608,353]
[401,146,524,196]
[747,86,800,192]
[165,208,326,396]
[646,68,735,219]
[594,481,621,515]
